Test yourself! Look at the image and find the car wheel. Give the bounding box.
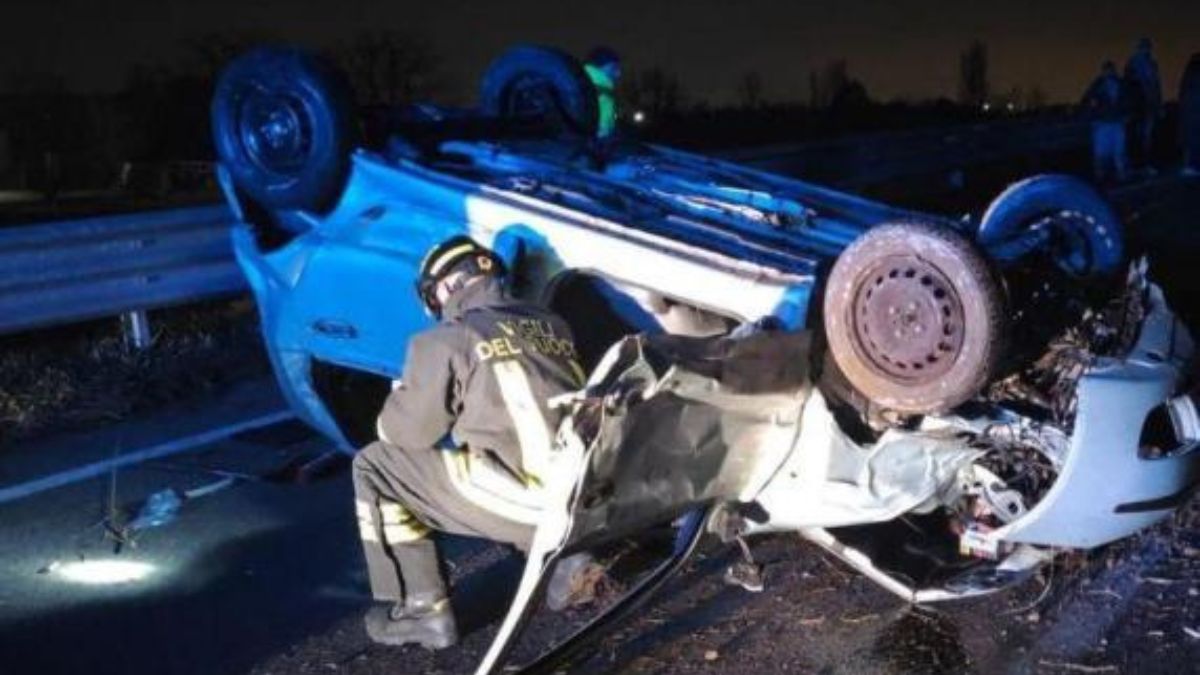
[977,174,1124,281]
[823,222,1007,415]
[479,45,599,137]
[212,48,358,212]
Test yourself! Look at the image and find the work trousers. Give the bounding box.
[1182,104,1200,171]
[352,441,535,603]
[1092,121,1128,182]
[1131,112,1157,165]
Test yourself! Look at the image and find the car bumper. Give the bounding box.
[983,283,1199,549]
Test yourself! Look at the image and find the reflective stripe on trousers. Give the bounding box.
[356,498,430,544]
[441,450,543,525]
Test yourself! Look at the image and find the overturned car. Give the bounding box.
[211,45,1200,673]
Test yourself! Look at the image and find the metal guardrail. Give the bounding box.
[725,116,1090,187]
[0,204,243,340]
[0,116,1092,341]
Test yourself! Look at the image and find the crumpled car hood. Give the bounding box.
[754,391,982,529]
[560,329,986,544]
[560,329,812,548]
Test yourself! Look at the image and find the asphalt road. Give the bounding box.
[0,392,513,675]
[0,417,362,675]
[2,175,1200,675]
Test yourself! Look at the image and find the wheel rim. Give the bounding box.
[237,87,314,176]
[1045,211,1098,277]
[848,255,966,383]
[502,74,564,124]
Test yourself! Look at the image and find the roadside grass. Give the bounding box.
[0,298,270,448]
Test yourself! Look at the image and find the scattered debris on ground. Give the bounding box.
[243,491,1200,675]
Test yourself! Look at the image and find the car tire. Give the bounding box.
[479,45,599,137]
[212,48,358,212]
[823,221,1007,415]
[977,174,1124,281]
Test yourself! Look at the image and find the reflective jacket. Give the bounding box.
[584,63,618,139]
[377,277,585,494]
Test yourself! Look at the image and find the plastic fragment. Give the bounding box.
[127,489,183,532]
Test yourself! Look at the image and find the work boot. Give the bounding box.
[545,552,607,611]
[363,595,459,649]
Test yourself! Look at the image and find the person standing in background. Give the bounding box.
[1124,37,1163,172]
[1082,61,1129,184]
[1180,53,1200,177]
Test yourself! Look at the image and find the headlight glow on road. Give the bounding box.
[56,560,156,585]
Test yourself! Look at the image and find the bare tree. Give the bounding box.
[5,70,66,95]
[184,33,266,83]
[808,60,869,109]
[958,40,990,107]
[737,71,764,109]
[4,71,68,170]
[624,67,685,116]
[1024,84,1048,110]
[334,32,440,106]
[809,60,850,108]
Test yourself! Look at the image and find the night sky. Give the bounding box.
[5,0,1200,104]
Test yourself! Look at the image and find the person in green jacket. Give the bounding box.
[584,46,621,139]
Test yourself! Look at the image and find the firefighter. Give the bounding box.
[353,236,597,648]
[584,46,621,139]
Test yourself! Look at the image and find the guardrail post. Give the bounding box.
[122,310,153,350]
